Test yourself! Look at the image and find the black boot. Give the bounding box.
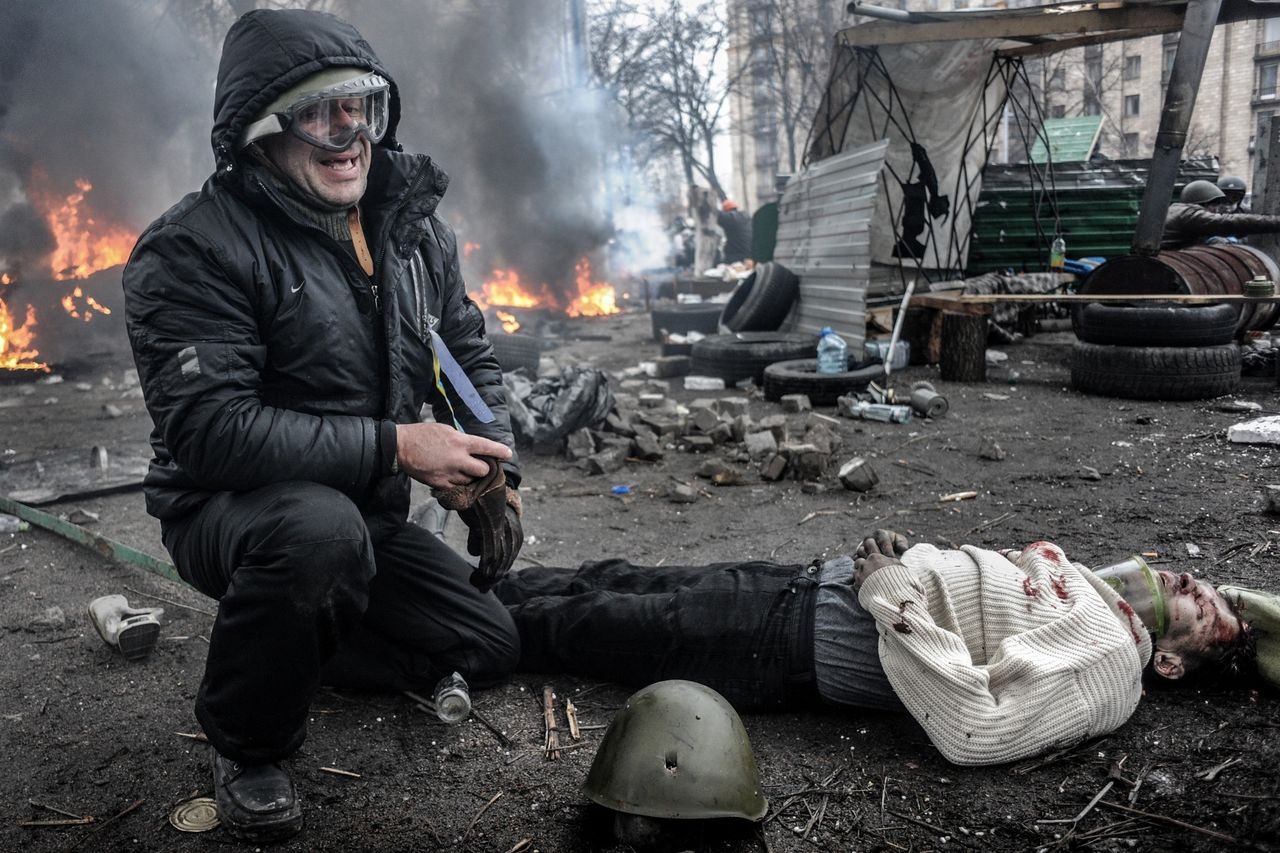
[211,750,303,842]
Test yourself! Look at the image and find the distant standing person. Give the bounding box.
[717,199,753,265]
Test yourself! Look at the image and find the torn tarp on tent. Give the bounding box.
[503,367,615,447]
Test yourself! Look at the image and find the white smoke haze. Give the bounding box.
[0,0,670,368]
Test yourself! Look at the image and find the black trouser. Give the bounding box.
[162,481,519,764]
[494,559,820,711]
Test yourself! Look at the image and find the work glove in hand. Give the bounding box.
[433,458,523,591]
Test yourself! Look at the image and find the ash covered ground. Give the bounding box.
[1,308,1279,852]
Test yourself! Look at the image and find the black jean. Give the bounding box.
[162,481,519,764]
[494,559,820,711]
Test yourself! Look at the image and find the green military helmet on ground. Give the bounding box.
[1180,179,1227,205]
[583,680,768,825]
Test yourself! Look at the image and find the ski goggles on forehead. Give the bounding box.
[241,71,391,152]
[284,74,390,152]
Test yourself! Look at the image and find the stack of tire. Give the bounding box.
[1070,302,1241,400]
[689,262,809,385]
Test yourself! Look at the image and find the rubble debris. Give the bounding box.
[68,508,99,525]
[679,435,715,453]
[1228,416,1280,445]
[651,356,691,378]
[1264,485,1280,514]
[639,393,666,409]
[717,397,750,417]
[1185,542,1203,558]
[839,458,879,492]
[667,484,699,504]
[760,454,788,481]
[630,433,665,461]
[757,414,789,441]
[939,491,978,502]
[565,429,598,462]
[1080,466,1103,481]
[1219,400,1263,414]
[29,606,67,631]
[780,394,811,413]
[744,431,778,457]
[801,481,826,495]
[977,437,1006,461]
[101,403,124,419]
[783,443,828,481]
[684,375,726,391]
[584,448,627,476]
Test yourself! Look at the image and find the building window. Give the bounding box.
[1263,18,1280,54]
[1124,94,1141,116]
[1049,104,1066,119]
[1123,55,1141,81]
[1123,132,1140,154]
[1083,44,1103,116]
[1260,62,1280,101]
[1163,45,1177,84]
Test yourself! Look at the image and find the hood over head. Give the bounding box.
[211,8,401,174]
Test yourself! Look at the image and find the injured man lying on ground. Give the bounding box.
[493,531,1261,766]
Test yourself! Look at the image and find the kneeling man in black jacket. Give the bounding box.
[122,9,523,843]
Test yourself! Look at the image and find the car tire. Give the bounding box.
[490,332,542,376]
[690,332,817,384]
[1070,341,1241,400]
[650,302,723,341]
[720,262,800,332]
[762,358,886,405]
[1072,302,1238,347]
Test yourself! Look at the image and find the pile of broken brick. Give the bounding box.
[557,378,881,501]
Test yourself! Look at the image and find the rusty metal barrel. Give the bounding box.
[1080,244,1280,336]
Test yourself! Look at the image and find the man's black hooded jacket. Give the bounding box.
[123,9,518,537]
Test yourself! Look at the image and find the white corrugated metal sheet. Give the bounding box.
[774,139,888,348]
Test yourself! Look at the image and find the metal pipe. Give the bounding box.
[845,1,935,23]
[1130,0,1224,255]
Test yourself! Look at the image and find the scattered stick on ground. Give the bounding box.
[543,686,561,760]
[63,798,144,852]
[1097,800,1237,843]
[123,585,215,617]
[173,731,208,742]
[319,766,362,779]
[461,791,502,841]
[565,699,580,740]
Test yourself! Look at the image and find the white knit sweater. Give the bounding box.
[858,542,1153,766]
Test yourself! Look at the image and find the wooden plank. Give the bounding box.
[995,25,1182,58]
[839,3,1188,47]
[958,292,1280,303]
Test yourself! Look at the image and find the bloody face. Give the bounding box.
[1154,571,1244,672]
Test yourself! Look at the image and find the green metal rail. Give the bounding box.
[0,494,184,586]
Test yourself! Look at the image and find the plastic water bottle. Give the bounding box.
[1048,236,1066,271]
[433,672,472,724]
[816,327,847,375]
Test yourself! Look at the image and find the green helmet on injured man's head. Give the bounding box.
[1180,179,1227,205]
[582,680,768,822]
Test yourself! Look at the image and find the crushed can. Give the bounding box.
[909,381,948,418]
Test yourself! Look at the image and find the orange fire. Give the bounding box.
[470,256,620,323]
[61,286,113,323]
[495,310,521,333]
[566,258,618,317]
[30,176,136,281]
[0,290,48,372]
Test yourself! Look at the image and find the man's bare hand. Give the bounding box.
[395,423,512,490]
[852,529,910,588]
[853,552,902,588]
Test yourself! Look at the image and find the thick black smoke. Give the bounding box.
[0,0,210,365]
[0,0,617,368]
[351,0,616,295]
